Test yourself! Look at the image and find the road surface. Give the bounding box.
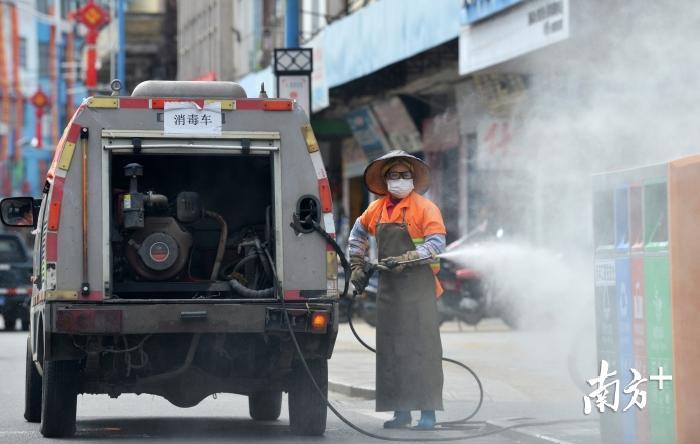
[0,322,524,443]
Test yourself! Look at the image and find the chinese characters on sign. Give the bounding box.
[163,101,222,135]
[583,360,672,414]
[527,0,564,35]
[459,0,569,75]
[278,76,310,118]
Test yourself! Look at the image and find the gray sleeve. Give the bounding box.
[347,218,370,258]
[415,233,446,260]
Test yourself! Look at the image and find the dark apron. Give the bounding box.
[375,208,444,412]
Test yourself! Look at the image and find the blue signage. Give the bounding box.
[345,107,390,162]
[461,0,524,24]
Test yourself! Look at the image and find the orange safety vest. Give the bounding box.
[358,191,446,296]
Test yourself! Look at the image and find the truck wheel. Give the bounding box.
[40,359,79,437]
[24,338,42,423]
[288,359,327,436]
[248,391,282,420]
[21,318,29,331]
[3,315,16,331]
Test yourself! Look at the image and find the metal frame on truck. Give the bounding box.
[1,81,338,438]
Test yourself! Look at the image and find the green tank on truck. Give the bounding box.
[0,81,339,438]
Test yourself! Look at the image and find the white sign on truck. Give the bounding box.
[164,101,222,135]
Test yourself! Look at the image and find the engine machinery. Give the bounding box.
[115,163,271,295]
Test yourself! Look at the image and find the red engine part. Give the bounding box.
[125,217,192,281]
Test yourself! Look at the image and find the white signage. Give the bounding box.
[310,36,330,113]
[459,0,569,75]
[164,101,222,135]
[278,75,310,118]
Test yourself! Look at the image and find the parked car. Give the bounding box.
[0,232,32,330]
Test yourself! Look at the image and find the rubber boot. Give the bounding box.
[414,410,436,430]
[383,411,412,429]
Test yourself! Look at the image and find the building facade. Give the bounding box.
[0,0,86,198]
[96,0,177,91]
[177,0,694,257]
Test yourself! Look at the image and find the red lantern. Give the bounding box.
[30,89,49,148]
[30,90,48,109]
[72,0,110,88]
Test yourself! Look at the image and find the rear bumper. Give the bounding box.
[44,300,339,335]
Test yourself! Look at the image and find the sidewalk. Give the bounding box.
[328,318,601,444]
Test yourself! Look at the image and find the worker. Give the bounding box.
[348,150,446,430]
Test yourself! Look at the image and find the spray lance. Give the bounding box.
[287,212,593,441]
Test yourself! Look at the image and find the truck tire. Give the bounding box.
[288,359,327,436]
[248,391,282,420]
[40,359,79,437]
[21,318,29,331]
[3,315,16,331]
[24,338,42,423]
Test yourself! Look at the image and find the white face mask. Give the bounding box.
[386,178,414,198]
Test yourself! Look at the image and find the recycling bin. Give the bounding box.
[593,156,700,444]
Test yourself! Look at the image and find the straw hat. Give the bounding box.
[363,150,430,195]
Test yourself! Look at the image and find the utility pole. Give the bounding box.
[285,0,299,47]
[110,0,116,82]
[117,0,125,93]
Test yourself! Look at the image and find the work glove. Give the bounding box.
[379,250,422,273]
[350,255,369,293]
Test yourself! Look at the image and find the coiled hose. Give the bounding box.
[304,218,486,426]
[281,214,595,440]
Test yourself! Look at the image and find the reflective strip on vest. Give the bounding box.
[411,237,440,272]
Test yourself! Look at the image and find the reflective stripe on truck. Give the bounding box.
[85,97,294,111]
[300,124,338,297]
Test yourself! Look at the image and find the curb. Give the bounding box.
[328,380,376,399]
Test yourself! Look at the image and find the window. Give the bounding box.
[19,37,26,69]
[37,0,49,14]
[61,0,72,18]
[38,42,49,78]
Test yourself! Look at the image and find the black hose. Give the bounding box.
[267,239,593,441]
[345,291,484,426]
[307,216,485,424]
[227,278,274,298]
[231,254,258,275]
[301,217,350,300]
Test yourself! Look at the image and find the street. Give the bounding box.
[0,317,598,443]
[0,0,696,442]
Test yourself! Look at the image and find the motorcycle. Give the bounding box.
[437,225,520,328]
[437,259,487,326]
